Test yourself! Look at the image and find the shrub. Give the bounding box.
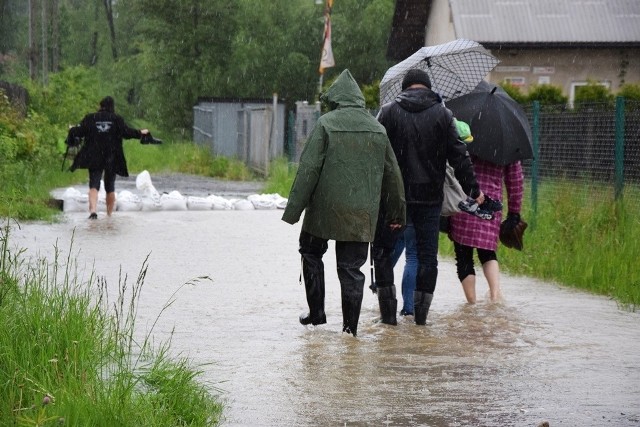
[527,84,568,106]
[574,80,615,109]
[500,82,528,105]
[618,83,640,101]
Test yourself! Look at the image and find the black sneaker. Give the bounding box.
[400,309,414,316]
[480,195,503,212]
[88,213,98,220]
[458,197,493,220]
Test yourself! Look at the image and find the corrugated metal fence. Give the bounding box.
[193,98,286,176]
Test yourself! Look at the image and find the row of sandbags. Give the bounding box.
[60,171,288,213]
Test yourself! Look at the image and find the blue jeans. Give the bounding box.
[408,204,442,294]
[390,224,417,313]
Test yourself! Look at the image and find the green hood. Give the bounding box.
[320,69,366,111]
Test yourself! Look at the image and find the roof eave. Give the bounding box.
[481,41,640,49]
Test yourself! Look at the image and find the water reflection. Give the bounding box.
[9,210,640,426]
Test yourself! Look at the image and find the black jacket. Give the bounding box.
[68,110,141,177]
[377,87,480,206]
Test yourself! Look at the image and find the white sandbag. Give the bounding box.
[275,197,288,209]
[247,194,277,210]
[160,190,187,211]
[136,170,153,191]
[117,190,142,211]
[233,199,255,210]
[207,194,233,210]
[186,196,213,211]
[254,193,288,209]
[61,187,88,212]
[141,185,162,211]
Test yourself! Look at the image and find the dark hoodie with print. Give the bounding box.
[377,87,480,206]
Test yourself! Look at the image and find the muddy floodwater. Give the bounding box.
[9,207,640,426]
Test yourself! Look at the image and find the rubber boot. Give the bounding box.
[377,285,398,325]
[341,281,363,337]
[299,254,327,326]
[414,291,433,325]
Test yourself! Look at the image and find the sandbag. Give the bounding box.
[117,190,142,211]
[160,190,187,210]
[186,196,214,210]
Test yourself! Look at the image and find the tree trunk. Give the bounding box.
[29,0,38,80]
[103,0,117,60]
[51,0,59,72]
[41,0,48,84]
[90,0,99,65]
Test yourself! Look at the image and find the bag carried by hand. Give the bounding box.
[141,132,163,145]
[441,163,466,217]
[499,213,528,251]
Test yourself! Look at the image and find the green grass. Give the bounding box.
[263,157,297,197]
[0,222,223,426]
[439,179,640,309]
[0,139,258,221]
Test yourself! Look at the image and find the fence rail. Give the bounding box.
[524,98,640,216]
[286,98,640,216]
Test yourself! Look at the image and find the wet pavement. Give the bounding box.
[8,183,640,426]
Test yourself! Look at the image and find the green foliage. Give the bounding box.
[2,0,396,134]
[264,157,297,197]
[22,66,107,126]
[439,180,640,309]
[574,80,615,108]
[362,80,381,109]
[499,82,528,105]
[526,83,568,106]
[329,0,394,85]
[0,226,223,426]
[618,83,640,101]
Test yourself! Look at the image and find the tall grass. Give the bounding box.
[439,180,640,309]
[0,222,223,426]
[263,157,297,197]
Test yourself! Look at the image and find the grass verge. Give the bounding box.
[0,221,223,426]
[439,180,640,309]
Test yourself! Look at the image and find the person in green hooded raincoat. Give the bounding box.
[282,69,405,337]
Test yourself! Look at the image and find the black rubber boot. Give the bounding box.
[414,291,433,325]
[300,253,326,326]
[299,312,327,326]
[341,282,363,337]
[377,285,398,325]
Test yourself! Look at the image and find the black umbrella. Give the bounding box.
[447,81,533,166]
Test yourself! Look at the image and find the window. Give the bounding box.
[503,77,526,87]
[570,81,610,107]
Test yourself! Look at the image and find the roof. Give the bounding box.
[450,0,640,46]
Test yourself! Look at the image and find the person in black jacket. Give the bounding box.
[373,69,485,325]
[67,96,150,219]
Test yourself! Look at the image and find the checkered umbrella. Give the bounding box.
[379,39,500,105]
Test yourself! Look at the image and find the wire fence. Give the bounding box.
[522,98,640,217]
[286,98,640,217]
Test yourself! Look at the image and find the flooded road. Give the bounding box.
[9,209,640,426]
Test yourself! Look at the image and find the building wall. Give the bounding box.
[421,0,640,104]
[487,47,640,103]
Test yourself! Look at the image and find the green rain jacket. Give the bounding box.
[282,69,405,242]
